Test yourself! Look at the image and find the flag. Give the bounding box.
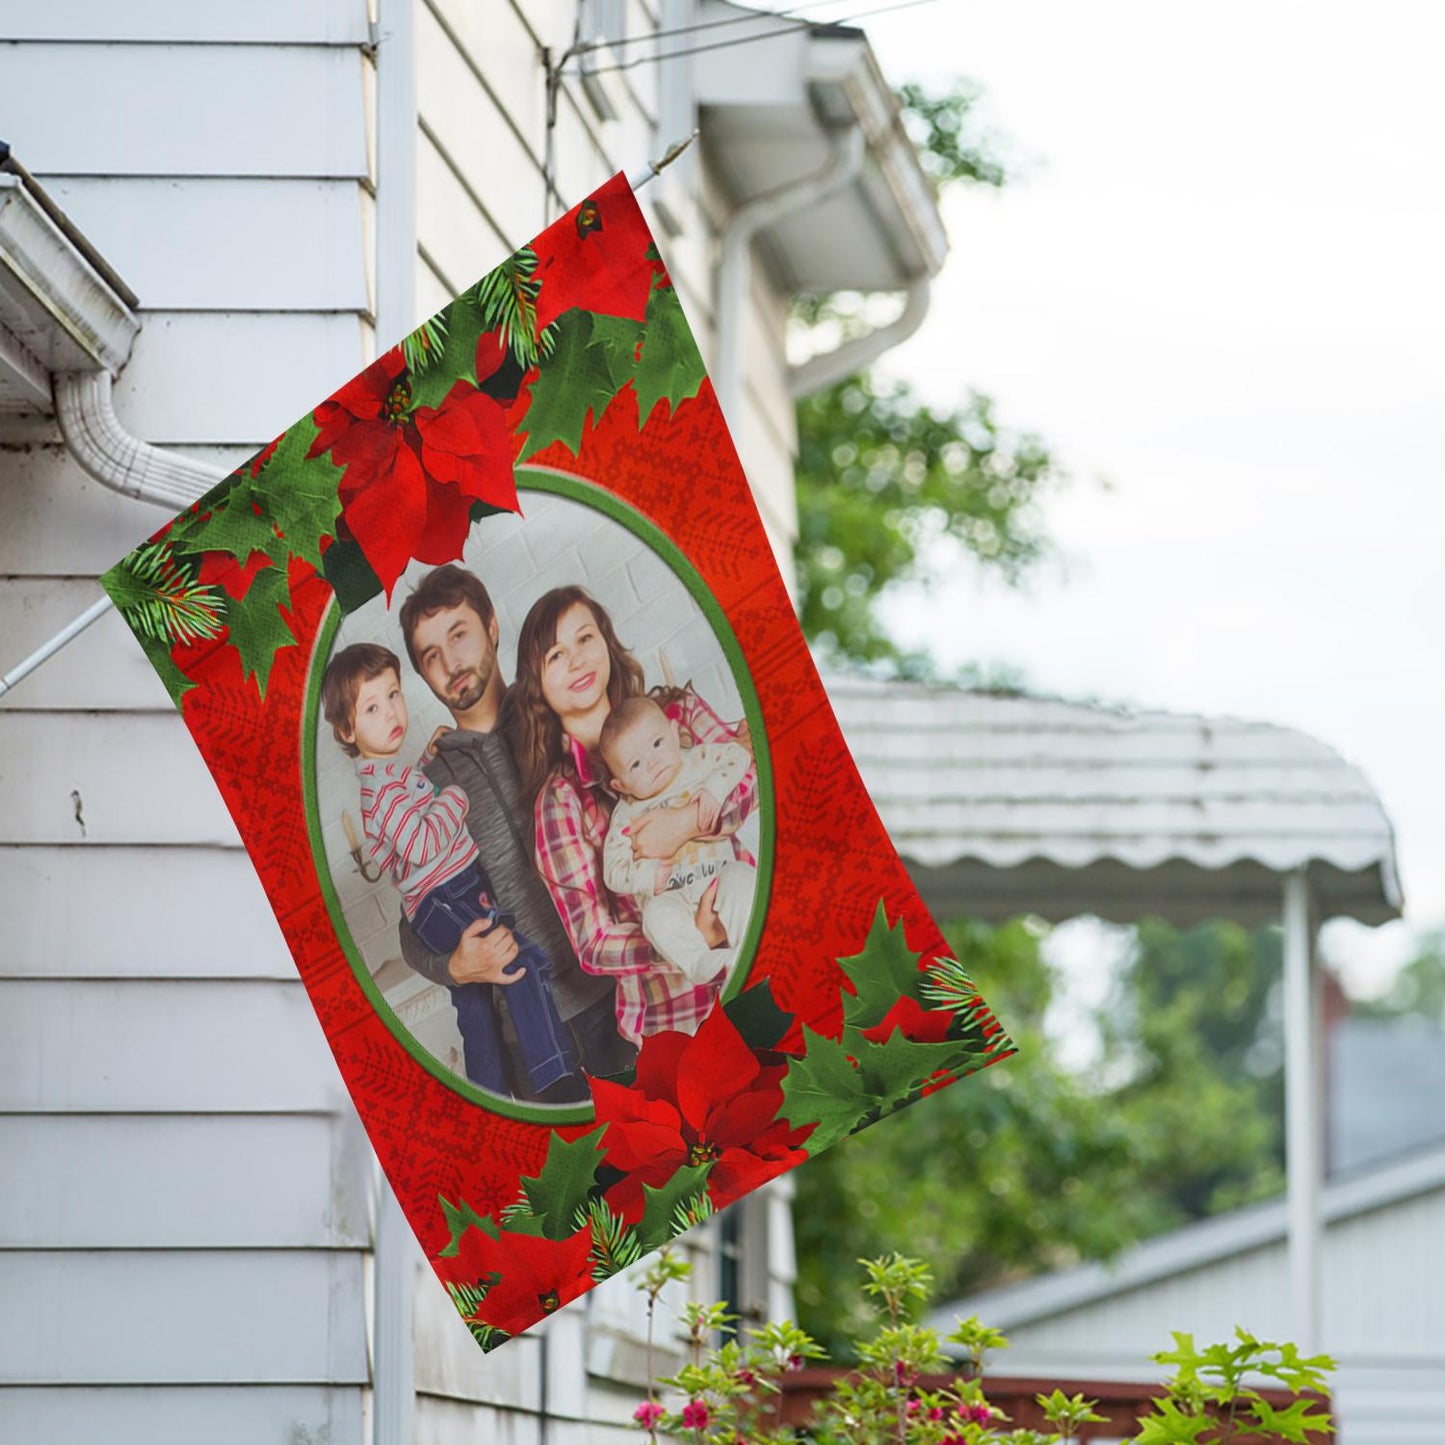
[101,172,1015,1349]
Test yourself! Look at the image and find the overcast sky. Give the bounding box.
[800,0,1444,993]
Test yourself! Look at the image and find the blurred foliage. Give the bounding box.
[1353,930,1445,1025]
[796,381,1057,675]
[793,917,1287,1358]
[792,78,1061,676]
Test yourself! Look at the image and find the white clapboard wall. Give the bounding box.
[0,2,799,1442]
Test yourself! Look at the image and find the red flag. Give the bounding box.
[101,172,1015,1350]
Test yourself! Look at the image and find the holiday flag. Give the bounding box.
[102,172,1014,1349]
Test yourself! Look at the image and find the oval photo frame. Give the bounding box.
[302,469,775,1123]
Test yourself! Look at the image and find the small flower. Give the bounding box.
[633,1400,665,1429]
[906,1398,922,1416]
[961,1401,993,1425]
[928,1405,946,1421]
[680,1399,711,1430]
[786,1352,806,1372]
[735,1366,758,1386]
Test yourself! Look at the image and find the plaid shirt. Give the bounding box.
[534,692,758,1045]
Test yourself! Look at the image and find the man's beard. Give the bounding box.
[447,660,492,712]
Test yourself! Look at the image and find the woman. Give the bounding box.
[510,585,756,1046]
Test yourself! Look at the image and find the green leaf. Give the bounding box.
[847,1027,984,1119]
[321,533,384,615]
[779,1027,874,1154]
[1247,1395,1335,1441]
[838,902,930,1030]
[437,1195,499,1258]
[516,309,641,461]
[633,279,706,425]
[1132,1397,1214,1445]
[225,564,296,698]
[636,1162,713,1253]
[177,478,284,569]
[723,977,795,1051]
[517,1127,606,1240]
[254,417,344,571]
[407,290,493,411]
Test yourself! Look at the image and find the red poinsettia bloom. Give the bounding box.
[308,340,518,597]
[531,173,658,331]
[591,1006,810,1220]
[434,1222,594,1337]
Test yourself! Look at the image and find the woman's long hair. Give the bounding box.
[511,586,646,804]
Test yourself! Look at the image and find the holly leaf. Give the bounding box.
[256,416,344,571]
[408,291,493,410]
[633,279,706,425]
[636,1162,713,1253]
[517,1127,606,1240]
[437,1195,500,1258]
[839,902,930,1031]
[723,977,795,1052]
[225,563,296,698]
[174,477,284,570]
[846,1026,984,1118]
[516,308,641,460]
[778,1027,873,1154]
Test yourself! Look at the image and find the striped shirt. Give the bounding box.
[357,759,480,918]
[533,693,757,1044]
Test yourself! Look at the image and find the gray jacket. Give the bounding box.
[397,699,614,1023]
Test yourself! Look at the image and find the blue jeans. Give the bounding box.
[410,862,581,1098]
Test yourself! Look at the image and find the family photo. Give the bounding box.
[310,477,767,1111]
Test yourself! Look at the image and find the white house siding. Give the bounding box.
[410,0,801,587]
[2,1,806,1441]
[0,4,376,1442]
[968,1180,1445,1445]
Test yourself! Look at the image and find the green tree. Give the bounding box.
[793,918,1289,1357]
[792,78,1063,675]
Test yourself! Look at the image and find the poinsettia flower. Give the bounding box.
[308,342,518,597]
[433,1221,594,1337]
[531,174,658,331]
[592,1007,810,1219]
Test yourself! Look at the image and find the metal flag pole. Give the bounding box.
[0,136,697,706]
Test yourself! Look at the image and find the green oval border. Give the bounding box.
[301,468,776,1125]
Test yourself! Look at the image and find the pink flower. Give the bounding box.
[928,1405,946,1421]
[786,1352,805,1372]
[633,1400,665,1429]
[680,1399,711,1430]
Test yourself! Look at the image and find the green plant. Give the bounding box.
[630,1254,1334,1444]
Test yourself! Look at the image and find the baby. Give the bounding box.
[599,694,757,990]
[321,642,584,1102]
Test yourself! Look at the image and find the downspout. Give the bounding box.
[712,122,865,432]
[786,271,931,399]
[370,0,418,1441]
[53,370,227,507]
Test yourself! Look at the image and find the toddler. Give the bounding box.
[321,642,583,1102]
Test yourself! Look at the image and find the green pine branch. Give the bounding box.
[107,539,225,648]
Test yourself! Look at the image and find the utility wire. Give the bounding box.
[566,0,875,59]
[578,0,939,76]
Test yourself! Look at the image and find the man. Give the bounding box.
[396,564,635,1098]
